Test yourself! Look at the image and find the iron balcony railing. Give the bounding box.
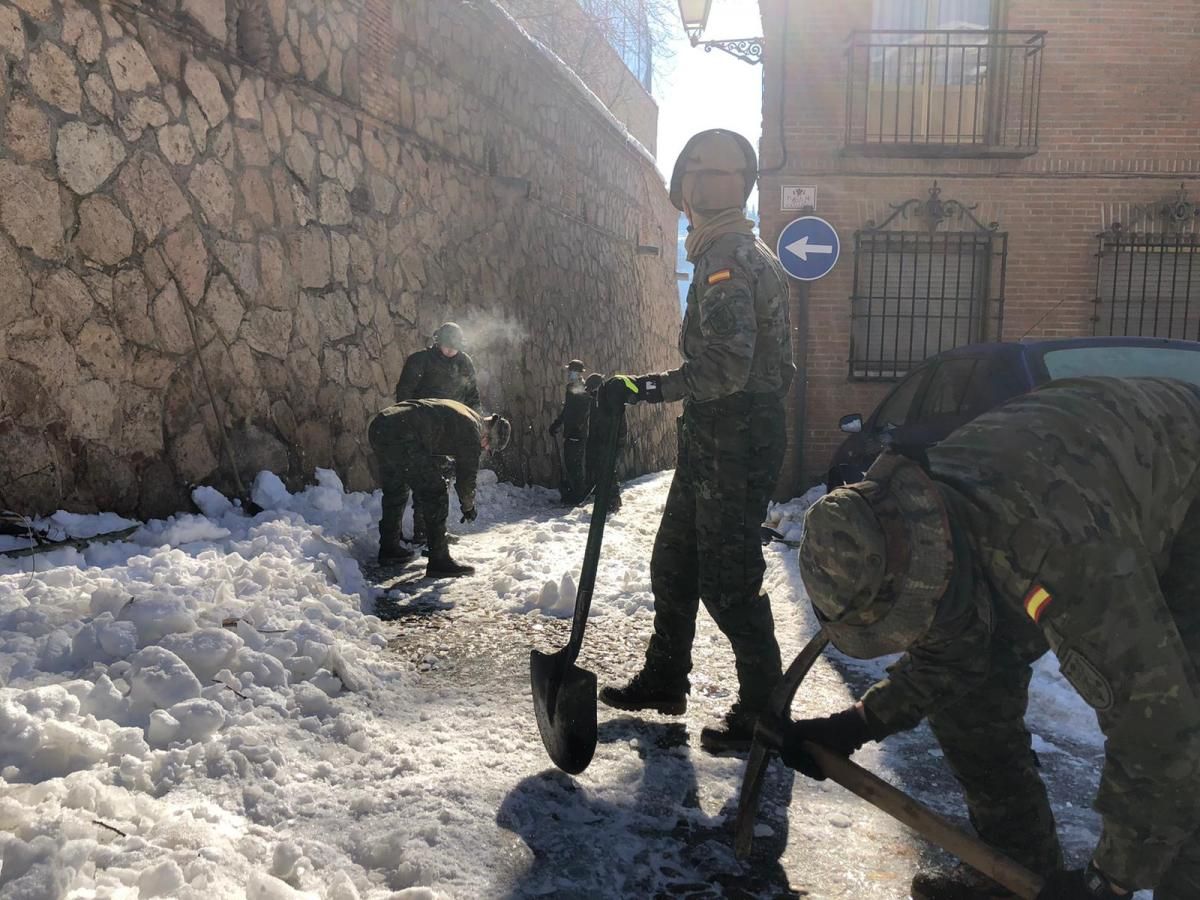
[844,29,1045,158]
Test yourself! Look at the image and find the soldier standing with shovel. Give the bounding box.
[599,128,795,754]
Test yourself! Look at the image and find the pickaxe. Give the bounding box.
[733,631,1045,899]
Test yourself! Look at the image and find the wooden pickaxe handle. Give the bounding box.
[804,742,1045,900]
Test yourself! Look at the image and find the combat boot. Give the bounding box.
[425,551,474,578]
[377,538,416,567]
[910,865,1019,899]
[699,702,760,755]
[599,670,688,716]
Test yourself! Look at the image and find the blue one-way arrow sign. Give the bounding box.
[776,216,840,281]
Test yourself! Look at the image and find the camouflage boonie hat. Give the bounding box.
[799,452,954,659]
[565,359,586,372]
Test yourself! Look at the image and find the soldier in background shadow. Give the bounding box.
[548,359,591,505]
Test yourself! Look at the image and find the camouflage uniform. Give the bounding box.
[642,231,796,714]
[394,346,481,410]
[551,383,592,504]
[368,399,483,562]
[393,347,481,541]
[857,377,1200,894]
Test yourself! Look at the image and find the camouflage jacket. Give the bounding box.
[369,399,483,509]
[658,232,795,405]
[860,377,1200,888]
[394,347,481,411]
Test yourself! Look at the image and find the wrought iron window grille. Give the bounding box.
[1094,185,1200,341]
[850,183,1007,381]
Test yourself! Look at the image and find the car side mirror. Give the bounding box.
[839,413,863,434]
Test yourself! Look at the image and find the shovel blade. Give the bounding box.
[530,648,597,775]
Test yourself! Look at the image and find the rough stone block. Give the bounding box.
[184,59,229,127]
[0,160,66,260]
[29,42,82,114]
[77,196,134,266]
[56,122,127,195]
[107,39,160,94]
[183,0,227,43]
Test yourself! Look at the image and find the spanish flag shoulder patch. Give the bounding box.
[1023,584,1053,624]
[707,268,733,286]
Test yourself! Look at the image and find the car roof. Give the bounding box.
[925,336,1200,365]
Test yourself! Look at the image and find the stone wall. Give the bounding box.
[0,0,681,517]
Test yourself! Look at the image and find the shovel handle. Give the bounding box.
[805,743,1044,900]
[563,404,626,665]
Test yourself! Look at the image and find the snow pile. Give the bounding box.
[765,484,827,545]
[0,470,442,898]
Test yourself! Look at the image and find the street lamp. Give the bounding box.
[677,0,713,43]
[676,0,764,66]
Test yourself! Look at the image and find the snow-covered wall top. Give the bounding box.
[0,0,682,517]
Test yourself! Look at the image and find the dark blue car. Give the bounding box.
[826,336,1200,488]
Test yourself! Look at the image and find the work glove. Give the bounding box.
[1036,864,1129,899]
[755,706,873,781]
[460,505,477,524]
[601,374,664,412]
[549,421,562,436]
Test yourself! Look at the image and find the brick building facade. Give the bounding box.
[757,0,1200,490]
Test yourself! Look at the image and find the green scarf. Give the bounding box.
[684,207,755,262]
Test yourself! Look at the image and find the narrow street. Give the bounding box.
[0,470,1117,898]
[363,474,1111,899]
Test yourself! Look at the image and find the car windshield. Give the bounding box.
[1039,345,1200,386]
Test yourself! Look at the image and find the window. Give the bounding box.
[872,0,994,31]
[1040,346,1200,388]
[578,0,653,91]
[849,185,1007,381]
[916,357,978,420]
[847,1,1043,157]
[875,367,930,428]
[1094,227,1200,340]
[959,356,1024,416]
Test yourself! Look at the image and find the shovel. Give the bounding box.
[530,404,626,774]
[734,631,1044,899]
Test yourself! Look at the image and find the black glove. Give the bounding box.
[601,374,664,412]
[758,706,873,781]
[549,421,562,436]
[1036,864,1129,900]
[460,506,477,523]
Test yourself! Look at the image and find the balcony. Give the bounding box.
[844,29,1045,158]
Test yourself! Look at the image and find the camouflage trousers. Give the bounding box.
[932,496,1200,895]
[368,427,451,558]
[643,397,785,711]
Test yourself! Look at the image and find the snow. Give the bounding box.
[0,469,1128,897]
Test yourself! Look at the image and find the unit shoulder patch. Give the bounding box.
[1059,648,1114,711]
[706,268,733,286]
